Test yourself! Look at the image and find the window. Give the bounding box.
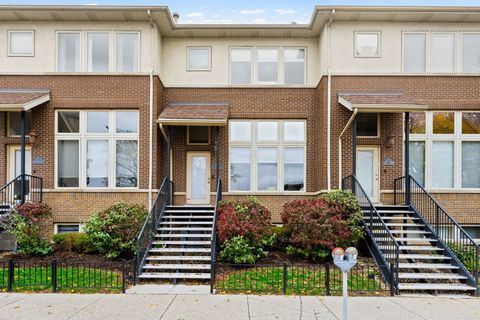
[187,47,211,71]
[284,48,305,84]
[57,32,81,72]
[87,32,110,72]
[409,111,480,190]
[462,33,480,73]
[230,48,252,84]
[430,33,455,73]
[116,33,139,72]
[229,120,306,192]
[257,48,278,84]
[7,112,32,137]
[56,110,139,189]
[8,31,34,56]
[356,113,379,137]
[403,33,426,73]
[355,32,380,57]
[54,223,81,234]
[463,226,480,240]
[187,126,210,145]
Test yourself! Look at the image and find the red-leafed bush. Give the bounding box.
[216,197,272,245]
[281,191,363,260]
[15,202,51,222]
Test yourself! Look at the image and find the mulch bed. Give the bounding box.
[0,250,130,264]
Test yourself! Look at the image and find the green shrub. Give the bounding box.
[83,202,147,259]
[53,232,95,253]
[220,235,275,264]
[447,242,477,271]
[8,212,52,256]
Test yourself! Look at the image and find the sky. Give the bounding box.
[2,0,480,24]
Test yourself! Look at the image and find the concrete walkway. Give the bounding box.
[0,291,478,320]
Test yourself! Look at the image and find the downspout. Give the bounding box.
[147,9,154,211]
[326,9,335,191]
[339,108,358,188]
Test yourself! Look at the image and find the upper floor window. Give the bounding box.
[462,33,480,73]
[187,47,211,71]
[87,32,110,72]
[58,32,81,72]
[230,47,306,85]
[354,32,381,57]
[116,33,139,72]
[8,31,34,57]
[431,33,455,73]
[403,32,426,73]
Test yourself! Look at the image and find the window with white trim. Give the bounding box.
[229,120,306,192]
[55,110,139,189]
[58,32,81,72]
[54,223,81,234]
[230,47,306,85]
[7,112,32,137]
[354,32,381,57]
[87,32,110,72]
[116,32,139,72]
[409,111,480,189]
[187,47,211,71]
[462,33,480,73]
[403,32,426,73]
[8,30,34,56]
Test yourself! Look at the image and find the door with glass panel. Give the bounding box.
[356,146,380,202]
[186,152,211,205]
[8,145,31,181]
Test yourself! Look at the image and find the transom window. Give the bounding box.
[354,32,381,57]
[409,111,480,189]
[356,113,379,137]
[230,47,306,85]
[187,126,210,145]
[229,120,306,192]
[7,112,32,137]
[55,110,139,189]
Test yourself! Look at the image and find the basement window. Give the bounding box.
[187,126,210,145]
[54,223,81,234]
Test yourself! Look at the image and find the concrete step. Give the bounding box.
[158,227,212,231]
[398,263,458,270]
[379,245,443,251]
[164,210,214,214]
[139,272,210,280]
[398,283,476,291]
[384,223,421,227]
[364,216,419,220]
[398,273,467,280]
[149,248,211,253]
[152,240,211,245]
[376,210,414,214]
[393,238,437,242]
[163,215,214,219]
[143,264,211,270]
[160,221,213,225]
[155,234,212,238]
[388,230,431,234]
[146,255,211,261]
[398,254,450,260]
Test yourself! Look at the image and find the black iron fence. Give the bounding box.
[0,259,135,293]
[210,178,222,293]
[213,262,393,296]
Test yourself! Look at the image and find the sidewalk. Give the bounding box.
[0,289,478,320]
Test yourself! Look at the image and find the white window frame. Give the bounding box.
[187,126,210,145]
[55,110,139,190]
[229,47,253,85]
[429,32,456,73]
[8,30,35,57]
[402,31,427,74]
[186,46,212,71]
[283,47,307,85]
[86,31,112,72]
[54,223,83,234]
[354,31,381,58]
[460,32,480,74]
[56,31,82,72]
[228,120,306,193]
[256,47,280,85]
[410,111,480,191]
[114,31,141,73]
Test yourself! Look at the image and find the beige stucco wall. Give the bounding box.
[0,21,157,73]
[329,21,480,74]
[160,37,320,87]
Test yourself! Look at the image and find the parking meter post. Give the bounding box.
[343,271,348,320]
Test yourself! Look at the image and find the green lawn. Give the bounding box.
[215,265,389,295]
[0,265,123,293]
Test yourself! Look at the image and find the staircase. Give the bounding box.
[369,204,476,293]
[139,205,215,280]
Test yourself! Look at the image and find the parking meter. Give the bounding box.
[332,247,358,320]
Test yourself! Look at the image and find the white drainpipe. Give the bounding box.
[339,108,358,187]
[147,10,154,211]
[326,9,335,191]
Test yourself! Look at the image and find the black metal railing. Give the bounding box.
[210,178,222,293]
[135,177,173,277]
[394,175,479,291]
[213,262,392,296]
[342,175,399,294]
[0,174,43,213]
[0,259,134,293]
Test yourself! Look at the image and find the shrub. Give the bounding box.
[53,232,95,253]
[281,191,363,260]
[216,197,272,246]
[220,235,275,264]
[83,202,147,259]
[2,202,53,256]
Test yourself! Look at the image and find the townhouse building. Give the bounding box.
[0,5,479,293]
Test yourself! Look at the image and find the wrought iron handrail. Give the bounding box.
[0,174,43,211]
[135,177,173,277]
[342,175,399,294]
[394,175,479,290]
[210,178,222,293]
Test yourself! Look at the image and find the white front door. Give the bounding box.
[356,146,380,202]
[8,145,32,181]
[186,152,211,205]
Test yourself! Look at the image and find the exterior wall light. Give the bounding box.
[332,246,358,320]
[28,131,38,145]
